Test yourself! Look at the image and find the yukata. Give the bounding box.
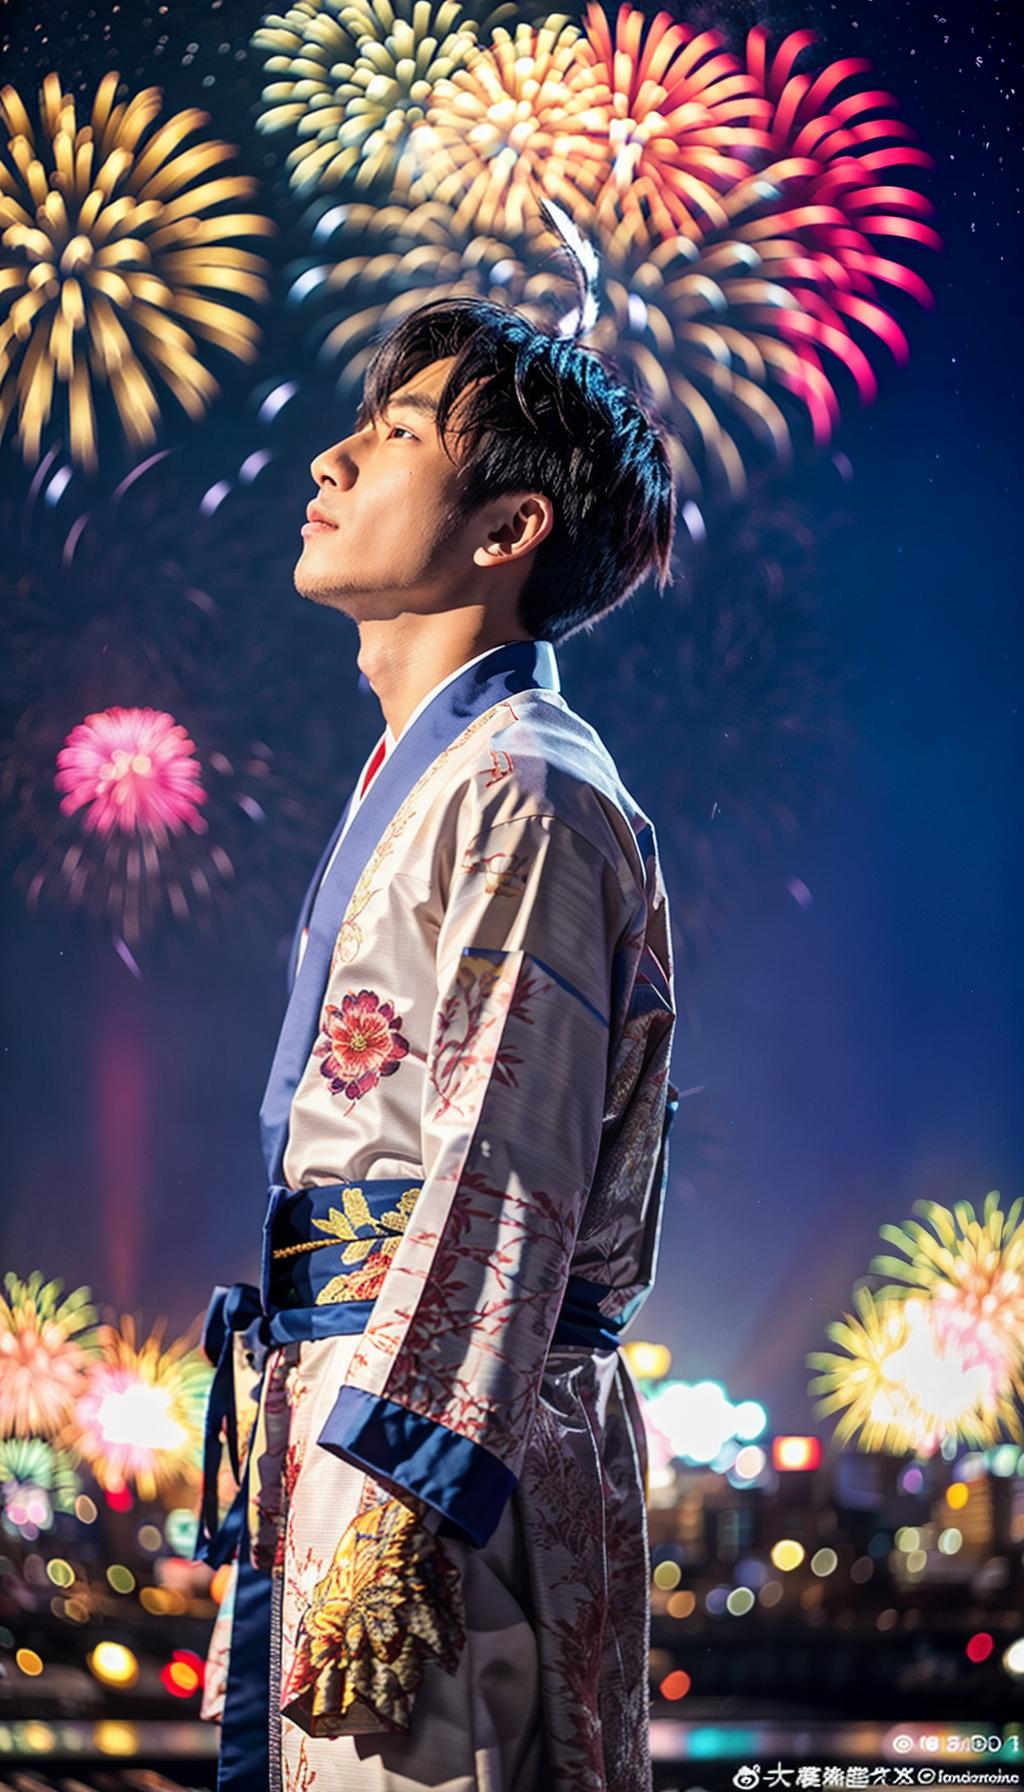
[197,635,679,1792]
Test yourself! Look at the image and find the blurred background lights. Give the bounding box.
[772,1435,822,1472]
[1003,1639,1024,1678]
[164,1507,200,1557]
[641,1378,765,1465]
[770,1539,805,1572]
[16,1647,43,1676]
[74,1494,97,1523]
[653,1559,682,1591]
[93,1721,138,1756]
[45,1558,73,1587]
[726,1586,755,1615]
[88,1642,139,1689]
[966,1632,995,1664]
[659,1669,692,1701]
[946,1482,969,1509]
[810,1548,838,1576]
[733,1401,768,1440]
[731,1445,767,1481]
[938,1527,963,1554]
[623,1340,672,1381]
[106,1564,135,1594]
[667,1589,696,1619]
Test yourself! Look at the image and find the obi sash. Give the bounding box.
[193,1169,678,1570]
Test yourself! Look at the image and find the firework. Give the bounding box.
[806,1283,1021,1456]
[723,27,941,390]
[0,450,347,950]
[70,1314,212,1500]
[418,18,610,234]
[578,5,771,239]
[870,1190,1024,1394]
[56,707,209,842]
[288,197,577,385]
[0,72,274,473]
[0,1271,101,1439]
[0,1437,81,1534]
[253,0,516,195]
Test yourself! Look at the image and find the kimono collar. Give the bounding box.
[259,636,560,1184]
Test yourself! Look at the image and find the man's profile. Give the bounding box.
[197,295,680,1792]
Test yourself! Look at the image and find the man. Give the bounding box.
[197,296,680,1792]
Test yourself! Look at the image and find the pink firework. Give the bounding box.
[54,706,208,842]
[736,26,942,402]
[578,5,772,238]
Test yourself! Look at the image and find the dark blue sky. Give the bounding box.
[1,0,1020,1439]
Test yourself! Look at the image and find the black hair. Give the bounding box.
[357,296,675,645]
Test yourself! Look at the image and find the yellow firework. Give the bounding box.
[292,197,575,382]
[870,1189,1024,1390]
[0,1271,101,1440]
[0,72,274,472]
[806,1282,1021,1457]
[578,4,771,239]
[254,0,515,194]
[69,1314,212,1500]
[418,17,610,235]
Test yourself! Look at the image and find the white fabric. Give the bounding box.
[320,641,522,892]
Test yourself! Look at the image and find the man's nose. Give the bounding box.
[310,437,359,489]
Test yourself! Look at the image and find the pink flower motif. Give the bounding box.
[314,989,409,1101]
[55,706,207,840]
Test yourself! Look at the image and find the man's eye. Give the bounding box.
[387,423,416,441]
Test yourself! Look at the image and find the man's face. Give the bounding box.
[295,355,475,617]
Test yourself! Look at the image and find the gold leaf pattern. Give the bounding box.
[280,1479,466,1735]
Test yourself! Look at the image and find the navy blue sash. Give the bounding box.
[258,638,561,1186]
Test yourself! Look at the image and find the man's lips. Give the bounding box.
[302,506,337,536]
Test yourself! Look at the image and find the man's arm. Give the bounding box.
[316,797,641,1546]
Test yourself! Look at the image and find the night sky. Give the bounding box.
[1,0,1020,1439]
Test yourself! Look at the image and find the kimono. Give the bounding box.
[197,636,679,1791]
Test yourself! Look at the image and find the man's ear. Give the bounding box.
[471,493,554,568]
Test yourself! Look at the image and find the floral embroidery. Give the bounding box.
[310,1185,420,1306]
[280,1476,466,1736]
[314,990,409,1101]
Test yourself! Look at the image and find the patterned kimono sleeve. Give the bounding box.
[316,804,637,1547]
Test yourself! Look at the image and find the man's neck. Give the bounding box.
[357,616,535,741]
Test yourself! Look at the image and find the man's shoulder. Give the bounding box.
[452,688,661,895]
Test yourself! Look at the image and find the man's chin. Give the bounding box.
[293,567,356,612]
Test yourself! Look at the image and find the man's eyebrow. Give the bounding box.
[381,390,439,418]
[355,389,440,431]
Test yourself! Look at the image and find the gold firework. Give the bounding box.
[418,17,610,235]
[806,1281,1021,1457]
[254,0,515,194]
[70,1313,212,1500]
[870,1190,1024,1392]
[0,72,274,472]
